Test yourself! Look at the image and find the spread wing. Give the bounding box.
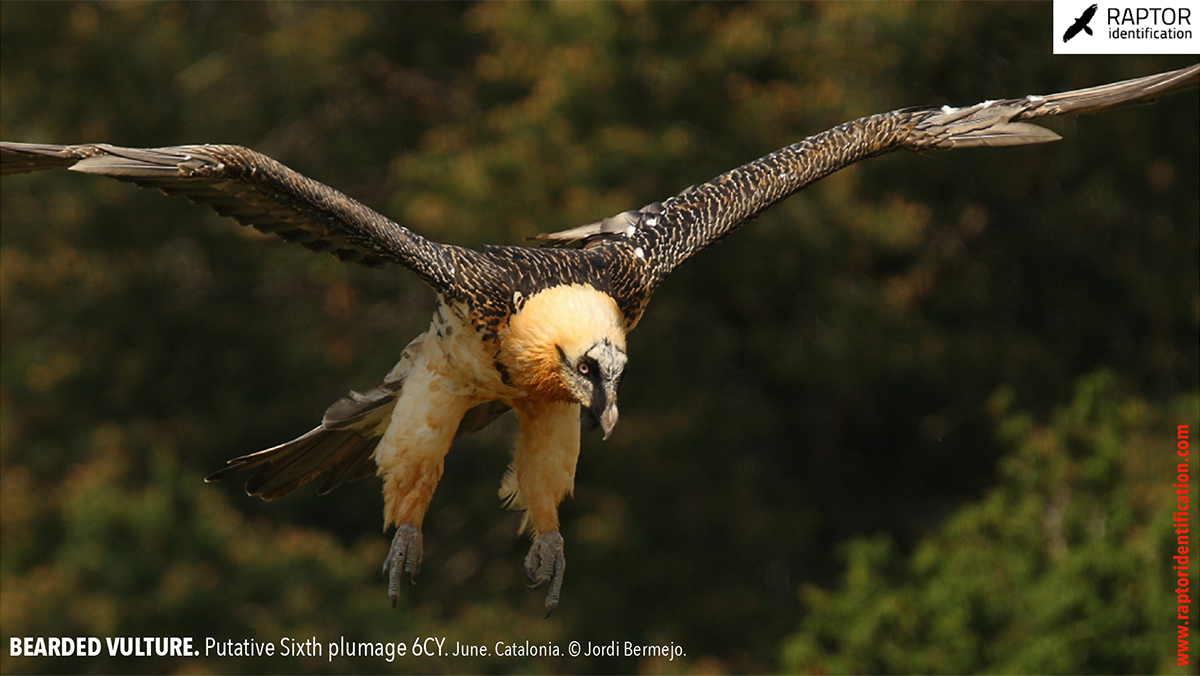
[0,142,467,294]
[541,64,1199,294]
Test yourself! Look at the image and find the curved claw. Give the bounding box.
[382,523,423,608]
[524,531,566,617]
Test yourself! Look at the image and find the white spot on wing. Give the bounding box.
[624,225,636,237]
[1027,94,1044,102]
[634,247,645,259]
[940,105,957,114]
[645,216,658,227]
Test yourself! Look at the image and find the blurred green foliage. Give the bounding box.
[782,373,1198,673]
[1,2,1196,674]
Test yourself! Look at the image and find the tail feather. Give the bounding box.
[244,429,382,500]
[318,445,379,495]
[205,329,513,500]
[205,397,397,500]
[204,337,422,499]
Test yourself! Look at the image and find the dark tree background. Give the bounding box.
[1,3,1196,674]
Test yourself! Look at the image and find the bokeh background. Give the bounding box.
[1,2,1197,674]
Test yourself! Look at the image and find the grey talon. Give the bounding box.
[523,531,566,616]
[382,524,423,608]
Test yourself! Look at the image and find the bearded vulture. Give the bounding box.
[2,64,1196,615]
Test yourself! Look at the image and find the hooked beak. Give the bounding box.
[588,379,620,441]
[599,403,619,440]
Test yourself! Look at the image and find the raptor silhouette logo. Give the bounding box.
[1064,3,1099,42]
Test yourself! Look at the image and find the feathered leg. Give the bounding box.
[500,399,581,615]
[373,359,474,608]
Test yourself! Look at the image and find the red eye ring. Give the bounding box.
[577,362,590,375]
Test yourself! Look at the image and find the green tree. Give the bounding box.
[782,373,1198,674]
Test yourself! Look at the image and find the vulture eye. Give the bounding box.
[576,362,590,375]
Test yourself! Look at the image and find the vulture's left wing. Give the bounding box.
[541,64,1199,294]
